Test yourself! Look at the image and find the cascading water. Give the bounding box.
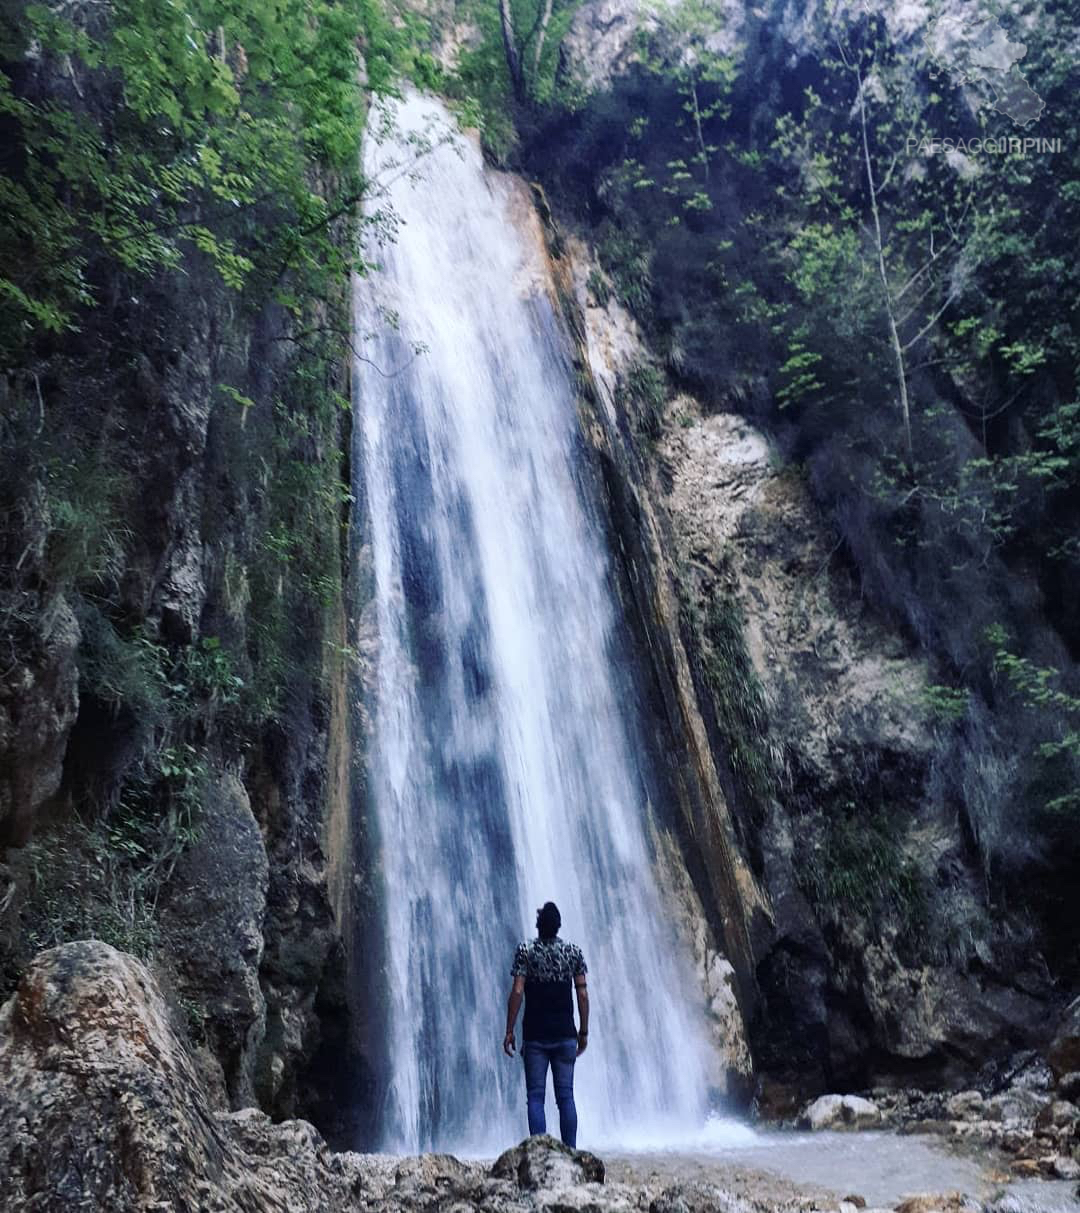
[354,94,718,1155]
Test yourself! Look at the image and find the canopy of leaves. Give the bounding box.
[0,0,407,361]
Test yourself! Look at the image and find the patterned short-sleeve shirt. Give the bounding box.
[511,937,587,1041]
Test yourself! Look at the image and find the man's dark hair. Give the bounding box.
[536,902,561,939]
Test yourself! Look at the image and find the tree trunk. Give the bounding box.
[499,0,524,101]
[531,0,554,81]
[856,66,912,465]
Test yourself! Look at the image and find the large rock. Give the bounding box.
[893,1197,980,1213]
[945,1090,984,1120]
[1056,1070,1080,1102]
[492,1134,606,1189]
[648,1185,758,1213]
[799,1093,881,1130]
[1049,996,1080,1078]
[0,587,80,848]
[985,1087,1048,1124]
[0,941,371,1211]
[159,771,269,1106]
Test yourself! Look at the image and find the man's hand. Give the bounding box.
[503,1032,516,1057]
[574,974,589,1056]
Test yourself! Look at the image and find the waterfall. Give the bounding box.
[354,94,717,1154]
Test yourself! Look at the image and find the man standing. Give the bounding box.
[503,901,589,1148]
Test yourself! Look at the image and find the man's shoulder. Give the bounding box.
[562,939,587,973]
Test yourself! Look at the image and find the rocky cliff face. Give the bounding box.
[523,178,1053,1107]
[527,0,1069,1103]
[0,10,359,1135]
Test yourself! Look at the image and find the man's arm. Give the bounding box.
[574,974,589,1055]
[503,975,525,1056]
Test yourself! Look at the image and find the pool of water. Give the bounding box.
[605,1125,1080,1211]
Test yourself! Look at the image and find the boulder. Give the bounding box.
[0,591,80,848]
[799,1093,881,1130]
[1034,1099,1079,1130]
[159,771,269,1106]
[945,1090,984,1120]
[893,1195,980,1213]
[800,1093,843,1129]
[0,941,369,1212]
[648,1184,757,1213]
[1049,997,1080,1079]
[985,1088,1048,1125]
[492,1134,606,1189]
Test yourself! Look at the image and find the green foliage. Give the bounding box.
[446,0,583,160]
[238,338,351,722]
[0,0,405,360]
[595,224,652,316]
[921,683,970,724]
[802,804,927,934]
[1,766,203,998]
[79,609,171,724]
[634,0,735,196]
[988,625,1080,815]
[700,597,775,817]
[43,457,132,591]
[16,818,162,960]
[179,636,245,724]
[585,267,610,307]
[619,358,667,439]
[776,336,825,409]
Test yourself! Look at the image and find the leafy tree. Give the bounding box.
[495,0,580,102]
[0,0,403,361]
[988,625,1080,816]
[771,20,977,468]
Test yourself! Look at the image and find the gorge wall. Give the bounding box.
[0,0,366,1140]
[515,0,1079,1108]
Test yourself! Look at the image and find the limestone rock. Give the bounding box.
[394,1152,479,1196]
[0,590,80,848]
[801,1093,845,1129]
[0,941,370,1212]
[1034,1099,1079,1129]
[492,1134,606,1189]
[648,1183,757,1213]
[159,772,269,1107]
[985,1087,1048,1124]
[893,1195,980,1213]
[945,1090,983,1119]
[800,1093,881,1130]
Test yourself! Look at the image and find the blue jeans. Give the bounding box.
[522,1038,578,1147]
